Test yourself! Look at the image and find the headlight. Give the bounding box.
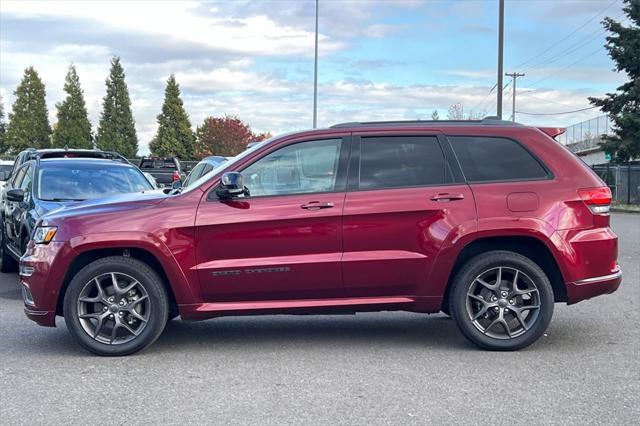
[33,226,57,244]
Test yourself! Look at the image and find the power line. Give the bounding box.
[526,44,606,88]
[475,81,510,113]
[523,11,624,75]
[472,83,497,112]
[515,106,598,115]
[513,0,619,69]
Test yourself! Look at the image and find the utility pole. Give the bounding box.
[497,0,504,119]
[312,0,319,128]
[505,72,525,122]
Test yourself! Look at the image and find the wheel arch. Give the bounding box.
[55,247,179,316]
[441,235,567,312]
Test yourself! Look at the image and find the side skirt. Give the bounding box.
[178,296,442,320]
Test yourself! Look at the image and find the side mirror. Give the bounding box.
[216,172,245,199]
[171,180,182,190]
[7,188,25,203]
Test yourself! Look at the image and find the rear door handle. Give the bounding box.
[301,201,334,210]
[430,193,465,202]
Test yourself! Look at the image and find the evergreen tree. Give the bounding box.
[431,109,439,120]
[5,67,51,153]
[95,57,138,157]
[52,64,93,149]
[149,75,195,159]
[0,96,7,154]
[589,0,639,162]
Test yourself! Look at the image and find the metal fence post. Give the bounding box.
[628,162,632,205]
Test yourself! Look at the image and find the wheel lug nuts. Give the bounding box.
[509,299,514,304]
[109,314,114,319]
[501,292,507,297]
[103,306,107,311]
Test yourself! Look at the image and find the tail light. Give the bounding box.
[578,187,611,214]
[172,171,180,182]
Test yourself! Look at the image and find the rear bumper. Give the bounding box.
[566,269,622,304]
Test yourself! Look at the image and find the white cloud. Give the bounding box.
[175,68,289,94]
[1,0,344,56]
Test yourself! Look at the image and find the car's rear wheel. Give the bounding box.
[0,224,18,273]
[63,256,169,356]
[450,250,554,351]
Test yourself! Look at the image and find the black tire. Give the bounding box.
[0,224,18,273]
[63,256,169,356]
[449,250,554,351]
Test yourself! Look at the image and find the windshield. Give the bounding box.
[36,163,153,201]
[181,138,273,193]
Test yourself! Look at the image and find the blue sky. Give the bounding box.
[0,0,629,154]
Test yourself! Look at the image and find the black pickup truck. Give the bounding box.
[138,157,185,187]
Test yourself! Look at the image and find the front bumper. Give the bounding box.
[23,307,56,327]
[566,269,622,304]
[20,240,74,327]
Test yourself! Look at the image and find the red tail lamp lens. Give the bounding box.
[578,187,612,205]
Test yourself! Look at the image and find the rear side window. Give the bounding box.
[449,136,548,182]
[359,136,447,190]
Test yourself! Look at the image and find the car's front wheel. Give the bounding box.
[450,250,554,351]
[63,256,169,356]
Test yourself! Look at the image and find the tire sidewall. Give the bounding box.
[63,257,168,356]
[450,250,554,351]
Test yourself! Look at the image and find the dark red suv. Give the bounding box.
[20,118,622,355]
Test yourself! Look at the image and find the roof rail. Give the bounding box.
[330,116,519,128]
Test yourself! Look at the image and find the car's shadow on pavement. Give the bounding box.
[153,314,473,353]
[12,311,598,357]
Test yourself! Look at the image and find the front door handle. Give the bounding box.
[430,193,465,202]
[301,201,334,210]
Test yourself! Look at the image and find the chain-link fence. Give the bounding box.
[592,163,640,205]
[559,115,613,153]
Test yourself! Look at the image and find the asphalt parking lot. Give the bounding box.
[0,213,638,425]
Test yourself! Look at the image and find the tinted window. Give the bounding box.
[241,139,342,197]
[449,136,548,182]
[11,165,27,188]
[184,163,205,187]
[36,163,153,201]
[359,136,446,190]
[0,164,13,175]
[19,165,33,191]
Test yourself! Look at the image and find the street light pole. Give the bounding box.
[505,72,525,122]
[497,0,504,119]
[313,0,319,128]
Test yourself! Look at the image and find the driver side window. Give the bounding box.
[241,139,342,197]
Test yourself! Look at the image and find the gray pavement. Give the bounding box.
[1,213,638,425]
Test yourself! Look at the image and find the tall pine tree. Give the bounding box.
[95,57,138,157]
[149,75,195,159]
[5,67,51,153]
[589,0,639,162]
[0,96,7,154]
[52,64,93,149]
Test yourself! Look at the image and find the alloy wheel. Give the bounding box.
[465,266,541,339]
[76,272,150,345]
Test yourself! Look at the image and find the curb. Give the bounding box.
[611,206,640,214]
